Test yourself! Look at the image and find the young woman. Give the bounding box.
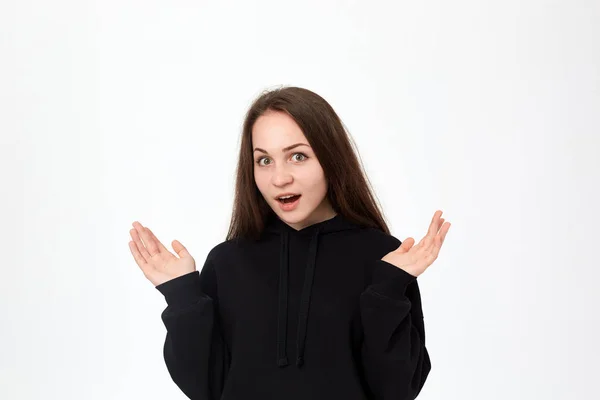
[128,86,451,400]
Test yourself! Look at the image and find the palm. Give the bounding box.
[382,210,451,277]
[128,221,196,286]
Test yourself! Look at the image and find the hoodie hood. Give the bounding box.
[263,212,361,368]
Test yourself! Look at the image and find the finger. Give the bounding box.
[431,222,451,258]
[129,240,154,277]
[427,210,443,237]
[415,226,437,251]
[130,227,152,262]
[417,235,435,253]
[415,211,442,251]
[397,237,415,253]
[145,227,169,254]
[427,212,446,246]
[430,233,442,258]
[132,221,159,258]
[440,221,451,245]
[132,221,148,247]
[172,239,192,259]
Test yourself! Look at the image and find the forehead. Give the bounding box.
[252,111,307,149]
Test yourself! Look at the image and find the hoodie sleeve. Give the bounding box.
[155,253,230,400]
[359,258,431,400]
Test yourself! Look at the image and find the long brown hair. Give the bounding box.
[226,86,391,241]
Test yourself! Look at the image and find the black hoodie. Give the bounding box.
[155,213,431,400]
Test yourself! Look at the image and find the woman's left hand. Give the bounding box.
[382,210,451,278]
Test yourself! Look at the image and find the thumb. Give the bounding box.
[397,237,415,253]
[172,240,191,258]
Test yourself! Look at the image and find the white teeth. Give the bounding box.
[278,194,297,200]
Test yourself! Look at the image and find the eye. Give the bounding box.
[255,152,309,166]
[292,153,308,162]
[256,157,271,166]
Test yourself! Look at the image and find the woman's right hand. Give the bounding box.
[128,221,196,287]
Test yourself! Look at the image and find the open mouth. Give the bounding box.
[277,194,301,204]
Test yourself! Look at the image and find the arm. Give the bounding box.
[359,258,431,400]
[155,253,230,400]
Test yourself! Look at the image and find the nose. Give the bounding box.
[271,165,293,187]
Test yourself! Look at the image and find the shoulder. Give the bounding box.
[204,238,240,262]
[202,236,256,270]
[357,227,415,288]
[356,226,402,259]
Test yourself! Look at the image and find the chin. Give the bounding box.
[274,206,310,222]
[277,212,305,223]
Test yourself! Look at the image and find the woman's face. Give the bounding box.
[252,110,336,230]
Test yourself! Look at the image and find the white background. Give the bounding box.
[1,0,599,399]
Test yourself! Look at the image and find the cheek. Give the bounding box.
[302,169,328,197]
[306,165,326,187]
[253,171,268,196]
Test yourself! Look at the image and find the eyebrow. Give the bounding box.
[253,143,310,154]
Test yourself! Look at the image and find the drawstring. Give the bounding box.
[277,230,290,367]
[276,226,323,368]
[295,226,322,367]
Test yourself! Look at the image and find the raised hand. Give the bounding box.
[381,210,451,278]
[128,221,196,287]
